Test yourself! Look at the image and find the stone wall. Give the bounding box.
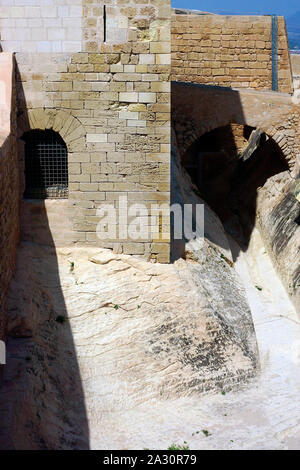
[0,0,84,53]
[0,0,170,52]
[0,53,19,342]
[0,0,171,262]
[291,54,300,78]
[171,12,293,93]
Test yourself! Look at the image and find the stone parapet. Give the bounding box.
[171,12,293,93]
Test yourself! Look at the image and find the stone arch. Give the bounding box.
[17,109,86,197]
[172,82,299,171]
[172,114,294,171]
[176,119,291,258]
[17,108,86,152]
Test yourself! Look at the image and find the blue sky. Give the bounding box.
[171,1,300,18]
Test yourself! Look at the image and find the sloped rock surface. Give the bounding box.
[0,240,258,449]
[257,171,300,312]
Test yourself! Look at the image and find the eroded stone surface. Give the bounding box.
[0,237,257,449]
[257,171,300,311]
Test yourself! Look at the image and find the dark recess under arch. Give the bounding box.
[182,124,290,250]
[23,129,68,199]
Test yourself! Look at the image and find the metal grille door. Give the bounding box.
[23,130,68,199]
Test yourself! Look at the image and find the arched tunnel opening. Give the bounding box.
[181,124,290,251]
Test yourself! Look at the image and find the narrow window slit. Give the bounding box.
[103,5,107,43]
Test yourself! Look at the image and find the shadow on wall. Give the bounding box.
[171,81,299,267]
[0,52,20,389]
[0,65,89,450]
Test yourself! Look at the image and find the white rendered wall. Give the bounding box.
[0,0,133,52]
[0,0,84,53]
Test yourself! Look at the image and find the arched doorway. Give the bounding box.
[22,129,68,199]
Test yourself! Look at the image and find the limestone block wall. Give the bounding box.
[0,0,171,52]
[0,0,171,262]
[0,53,19,342]
[83,0,170,48]
[171,12,293,93]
